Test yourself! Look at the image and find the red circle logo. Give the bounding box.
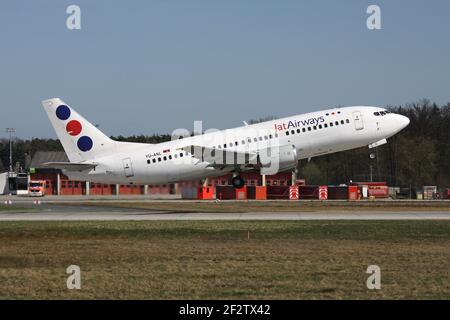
[66,120,82,136]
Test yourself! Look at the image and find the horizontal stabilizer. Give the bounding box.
[41,162,97,171]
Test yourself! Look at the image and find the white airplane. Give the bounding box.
[41,98,409,188]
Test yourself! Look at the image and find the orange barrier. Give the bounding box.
[247,186,267,200]
[235,186,247,200]
[319,186,328,200]
[368,186,389,198]
[198,187,215,200]
[254,186,267,200]
[348,185,359,200]
[289,186,299,200]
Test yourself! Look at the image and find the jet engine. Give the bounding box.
[258,144,299,175]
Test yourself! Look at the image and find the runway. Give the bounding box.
[1,209,450,221]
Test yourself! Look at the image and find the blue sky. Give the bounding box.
[0,0,449,138]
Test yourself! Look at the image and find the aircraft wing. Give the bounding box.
[41,162,97,171]
[178,145,258,168]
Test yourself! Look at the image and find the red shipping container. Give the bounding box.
[445,189,450,199]
[215,186,236,200]
[267,186,290,199]
[327,186,348,200]
[298,186,319,199]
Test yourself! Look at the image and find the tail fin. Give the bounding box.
[42,98,116,163]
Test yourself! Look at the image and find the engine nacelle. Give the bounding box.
[258,144,298,175]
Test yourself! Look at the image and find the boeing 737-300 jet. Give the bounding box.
[41,98,409,188]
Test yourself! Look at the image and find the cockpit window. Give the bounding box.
[374,110,391,116]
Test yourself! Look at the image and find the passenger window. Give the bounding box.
[319,125,322,129]
[147,160,150,164]
[163,156,167,161]
[248,138,252,143]
[275,133,278,138]
[259,137,263,141]
[242,140,245,144]
[158,157,162,162]
[341,120,344,125]
[269,134,273,139]
[235,141,238,146]
[307,127,311,131]
[152,158,156,163]
[330,123,333,127]
[169,155,172,160]
[296,129,301,134]
[173,154,177,159]
[179,153,183,157]
[286,131,289,136]
[324,123,328,128]
[313,126,317,130]
[229,143,233,147]
[291,130,295,135]
[335,121,339,126]
[346,119,350,123]
[264,136,268,140]
[302,128,306,132]
[223,144,227,148]
[254,138,258,142]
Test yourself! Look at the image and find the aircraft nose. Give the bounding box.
[396,114,410,130]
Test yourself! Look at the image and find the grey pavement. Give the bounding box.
[1,210,449,221]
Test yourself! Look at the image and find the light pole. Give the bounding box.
[5,128,15,173]
[369,152,375,182]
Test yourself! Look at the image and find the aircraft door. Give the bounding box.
[353,111,364,130]
[122,158,134,178]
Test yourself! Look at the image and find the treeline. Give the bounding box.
[0,100,448,187]
[0,138,63,172]
[110,134,172,144]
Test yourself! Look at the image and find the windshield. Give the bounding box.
[30,183,43,187]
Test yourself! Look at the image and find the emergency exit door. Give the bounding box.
[352,111,364,130]
[123,158,134,178]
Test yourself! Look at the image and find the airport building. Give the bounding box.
[1,151,447,200]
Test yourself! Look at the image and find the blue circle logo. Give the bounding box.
[56,105,71,120]
[77,136,93,152]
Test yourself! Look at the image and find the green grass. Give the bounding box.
[0,205,30,212]
[0,220,449,299]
